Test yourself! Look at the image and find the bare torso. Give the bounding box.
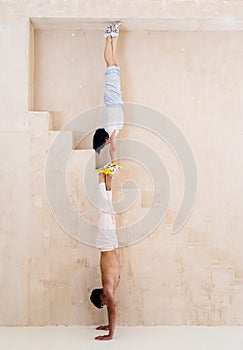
[100,250,120,292]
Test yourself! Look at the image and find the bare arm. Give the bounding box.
[107,294,116,338]
[95,288,116,341]
[109,131,117,163]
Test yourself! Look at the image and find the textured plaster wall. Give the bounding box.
[0,0,243,326]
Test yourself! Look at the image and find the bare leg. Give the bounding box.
[104,36,117,67]
[99,173,106,184]
[111,36,118,64]
[99,173,112,191]
[105,174,112,191]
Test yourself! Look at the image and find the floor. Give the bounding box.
[0,326,242,350]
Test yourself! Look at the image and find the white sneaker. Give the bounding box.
[111,22,121,37]
[104,24,113,38]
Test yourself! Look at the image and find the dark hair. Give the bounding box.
[90,288,104,309]
[93,129,109,154]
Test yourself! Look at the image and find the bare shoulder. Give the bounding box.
[110,130,116,141]
[103,283,116,309]
[103,284,114,298]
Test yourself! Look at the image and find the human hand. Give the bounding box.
[95,334,113,341]
[96,325,109,331]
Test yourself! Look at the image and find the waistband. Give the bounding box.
[105,65,120,73]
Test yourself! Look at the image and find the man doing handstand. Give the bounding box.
[90,173,120,341]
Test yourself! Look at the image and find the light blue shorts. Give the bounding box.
[104,66,124,106]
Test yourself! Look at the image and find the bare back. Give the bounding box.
[100,250,120,292]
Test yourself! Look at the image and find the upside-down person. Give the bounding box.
[90,172,120,341]
[93,22,124,175]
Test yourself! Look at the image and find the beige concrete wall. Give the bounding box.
[1,0,243,326]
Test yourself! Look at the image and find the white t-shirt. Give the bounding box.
[104,105,124,136]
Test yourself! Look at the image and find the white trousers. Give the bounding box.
[96,183,118,252]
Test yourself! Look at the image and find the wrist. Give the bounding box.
[108,331,114,337]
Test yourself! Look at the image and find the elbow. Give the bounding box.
[110,147,117,161]
[110,145,117,154]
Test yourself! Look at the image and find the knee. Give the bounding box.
[104,55,117,67]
